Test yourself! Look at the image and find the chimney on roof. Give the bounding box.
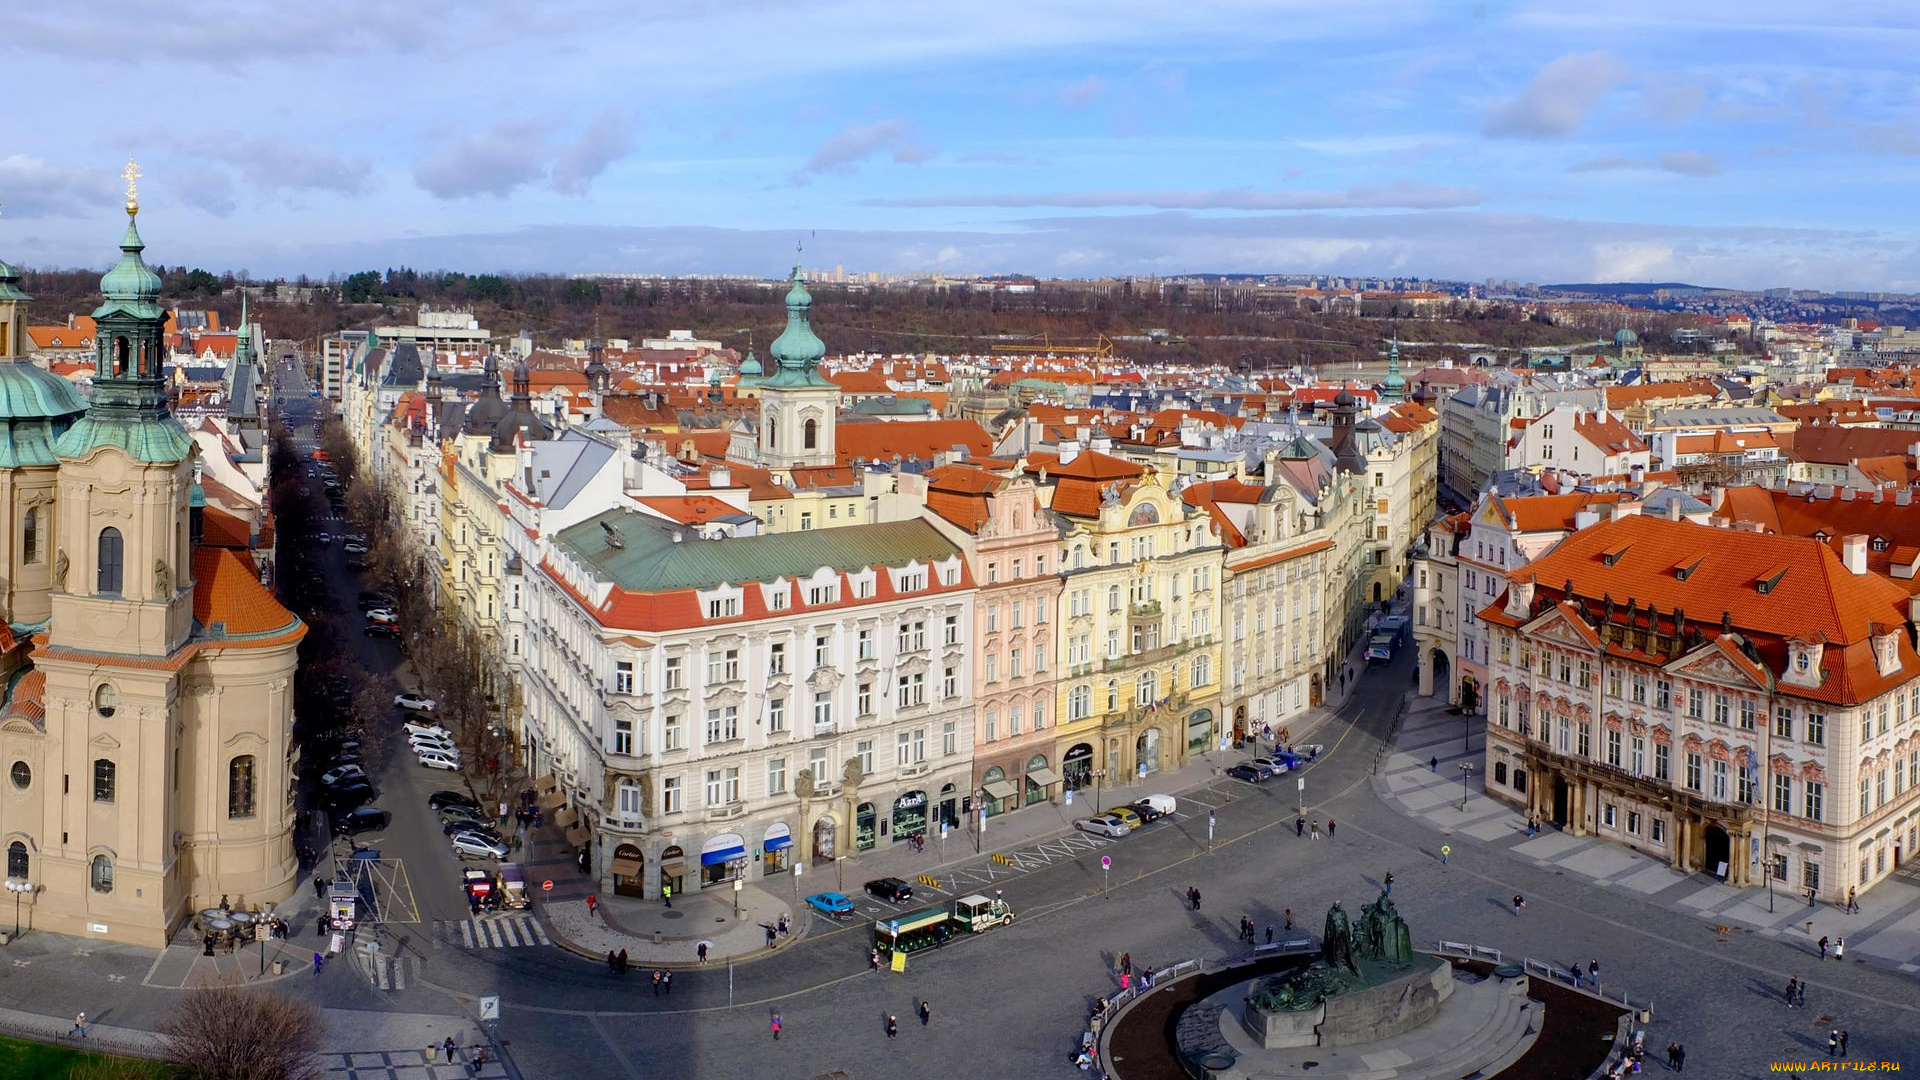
[1842,486,1858,502]
[1666,498,1682,522]
[1058,439,1081,466]
[1075,426,1091,444]
[1842,533,1869,576]
[1090,434,1112,454]
[710,466,731,488]
[1899,489,1914,507]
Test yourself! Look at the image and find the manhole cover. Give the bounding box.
[660,911,685,920]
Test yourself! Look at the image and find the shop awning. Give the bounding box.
[982,779,1019,800]
[538,789,566,810]
[701,843,747,866]
[565,826,590,848]
[658,860,688,877]
[1025,766,1061,787]
[764,833,794,852]
[533,773,557,792]
[610,856,644,877]
[554,806,580,829]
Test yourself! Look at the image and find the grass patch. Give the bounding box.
[0,1033,175,1078]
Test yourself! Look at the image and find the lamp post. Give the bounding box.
[1458,762,1475,812]
[732,876,743,918]
[5,879,32,941]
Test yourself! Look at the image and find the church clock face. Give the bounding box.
[8,762,28,789]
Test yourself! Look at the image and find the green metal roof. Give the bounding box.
[554,513,961,593]
[95,215,164,321]
[54,413,193,464]
[768,262,830,380]
[0,260,29,303]
[0,361,87,420]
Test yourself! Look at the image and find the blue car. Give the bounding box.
[805,891,856,919]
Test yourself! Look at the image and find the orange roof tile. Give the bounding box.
[192,547,304,641]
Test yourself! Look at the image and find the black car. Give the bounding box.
[429,790,482,812]
[1127,800,1166,823]
[333,807,391,836]
[864,877,914,904]
[346,555,368,571]
[364,622,399,639]
[441,818,502,841]
[1225,764,1271,784]
[320,782,376,810]
[358,592,395,611]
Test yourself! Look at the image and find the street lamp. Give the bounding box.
[5,879,33,941]
[732,876,743,918]
[1458,762,1475,812]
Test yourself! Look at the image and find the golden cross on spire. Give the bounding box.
[122,156,142,215]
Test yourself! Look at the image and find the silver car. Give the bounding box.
[1074,816,1131,838]
[450,831,509,860]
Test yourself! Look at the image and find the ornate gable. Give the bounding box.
[1520,603,1599,652]
[1665,637,1772,691]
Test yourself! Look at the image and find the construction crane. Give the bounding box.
[989,332,1116,361]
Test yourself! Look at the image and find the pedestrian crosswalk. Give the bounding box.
[437,915,551,949]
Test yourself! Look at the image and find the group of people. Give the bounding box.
[1816,935,1846,961]
[1293,816,1334,839]
[760,915,793,947]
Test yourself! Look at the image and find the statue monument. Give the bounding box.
[1241,890,1450,1048]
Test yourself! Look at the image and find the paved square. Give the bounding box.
[1617,865,1681,895]
[1512,833,1584,860]
[1557,846,1645,879]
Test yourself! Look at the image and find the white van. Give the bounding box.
[1139,794,1177,817]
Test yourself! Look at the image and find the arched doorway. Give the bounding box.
[938,783,958,829]
[611,844,645,898]
[812,815,837,862]
[1431,648,1451,698]
[1704,824,1732,878]
[1024,754,1052,806]
[891,790,928,842]
[981,767,1009,816]
[1551,777,1570,827]
[659,845,687,898]
[701,832,747,888]
[1373,581,1382,603]
[1232,705,1247,743]
[1137,728,1162,776]
[1063,745,1094,789]
[763,823,793,875]
[1459,675,1479,713]
[855,802,877,851]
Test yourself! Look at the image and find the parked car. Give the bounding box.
[429,790,481,812]
[1075,816,1132,838]
[1226,763,1272,783]
[1138,793,1177,817]
[318,764,366,787]
[405,720,450,740]
[358,592,394,611]
[1247,756,1293,775]
[365,608,398,624]
[395,694,436,712]
[320,782,376,810]
[438,806,490,829]
[345,555,368,571]
[450,832,510,860]
[343,541,369,555]
[416,748,461,771]
[1102,807,1144,830]
[863,877,914,904]
[441,817,501,840]
[332,807,390,836]
[1126,800,1166,824]
[805,892,857,918]
[314,533,332,546]
[364,623,399,639]
[409,733,457,754]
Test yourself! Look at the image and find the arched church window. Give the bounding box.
[92,759,115,804]
[94,684,117,718]
[97,528,123,595]
[90,855,113,894]
[5,842,24,880]
[21,508,36,564]
[228,756,256,819]
[113,338,129,376]
[804,418,818,450]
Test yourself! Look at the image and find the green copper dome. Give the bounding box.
[762,262,833,389]
[0,259,28,304]
[739,347,763,378]
[95,216,164,321]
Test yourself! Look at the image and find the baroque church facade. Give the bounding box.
[0,176,303,946]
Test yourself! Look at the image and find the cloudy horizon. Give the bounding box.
[4,1,1918,290]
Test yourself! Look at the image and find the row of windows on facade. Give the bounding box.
[703,568,957,619]
[620,723,960,817]
[635,620,966,694]
[1063,531,1214,573]
[6,754,258,817]
[5,841,116,893]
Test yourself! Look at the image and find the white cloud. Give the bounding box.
[796,120,932,178]
[0,155,117,218]
[1569,151,1721,176]
[217,138,375,196]
[864,182,1481,211]
[414,111,635,199]
[1483,51,1627,138]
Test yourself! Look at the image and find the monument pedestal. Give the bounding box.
[1240,955,1453,1049]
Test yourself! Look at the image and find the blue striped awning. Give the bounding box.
[701,844,746,866]
[764,835,793,852]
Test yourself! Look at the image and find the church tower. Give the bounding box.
[757,258,839,471]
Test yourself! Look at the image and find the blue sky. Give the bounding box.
[3,1,1918,288]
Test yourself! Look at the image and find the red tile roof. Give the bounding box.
[835,419,992,465]
[192,547,304,642]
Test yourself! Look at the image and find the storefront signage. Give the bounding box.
[894,792,927,810]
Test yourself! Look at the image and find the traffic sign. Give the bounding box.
[479,994,499,1021]
[541,879,554,893]
[1100,855,1112,869]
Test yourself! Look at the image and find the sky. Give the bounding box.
[3,1,1919,290]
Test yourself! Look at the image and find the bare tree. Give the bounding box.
[158,985,323,1080]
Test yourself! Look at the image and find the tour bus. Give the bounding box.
[873,894,1016,956]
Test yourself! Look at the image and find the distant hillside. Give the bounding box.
[1542,282,1715,295]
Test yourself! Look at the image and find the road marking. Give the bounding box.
[441,915,547,950]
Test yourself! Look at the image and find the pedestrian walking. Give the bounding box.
[919,999,932,1025]
[662,883,672,909]
[1311,819,1322,840]
[1828,1030,1839,1058]
[1665,1043,1678,1070]
[1120,951,1132,975]
[698,941,711,963]
[314,876,327,901]
[68,1013,86,1039]
[1818,935,1830,961]
[1839,1030,1849,1058]
[1191,888,1202,912]
[1328,819,1336,838]
[1673,1044,1685,1072]
[312,951,326,975]
[1785,976,1799,1007]
[771,1011,781,1041]
[1283,907,1294,931]
[1572,962,1584,988]
[886,1014,899,1039]
[617,948,629,974]
[1384,871,1394,896]
[1587,959,1600,989]
[1119,971,1131,993]
[1512,894,1525,916]
[652,969,662,997]
[1140,966,1155,989]
[1430,755,1438,773]
[1847,887,1858,914]
[1295,816,1305,838]
[1834,937,1845,962]
[870,947,881,970]
[764,924,777,949]
[587,893,598,918]
[1265,925,1274,944]
[444,1037,459,1062]
[1795,981,1808,1008]
[606,950,618,974]
[661,970,672,995]
[1440,844,1451,865]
